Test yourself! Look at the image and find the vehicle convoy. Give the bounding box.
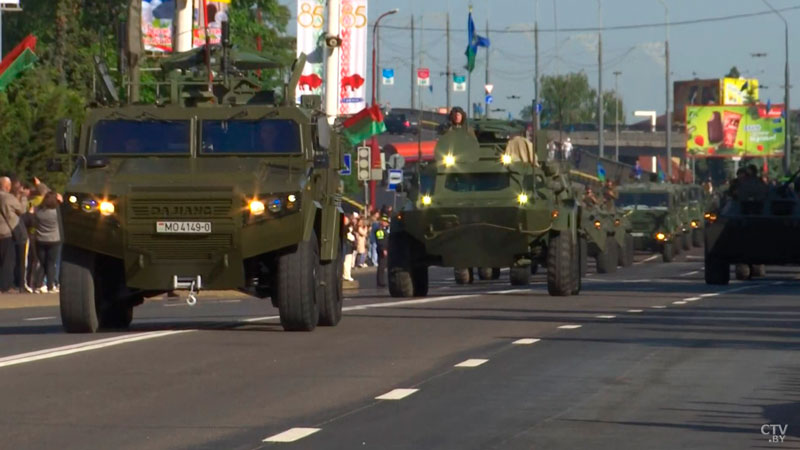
[704,169,800,285]
[55,37,344,333]
[685,184,708,247]
[617,182,686,262]
[387,127,581,295]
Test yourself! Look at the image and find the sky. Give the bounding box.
[283,0,800,121]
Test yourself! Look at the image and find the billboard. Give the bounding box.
[721,77,759,105]
[674,78,759,123]
[337,0,367,116]
[685,104,785,157]
[296,0,325,100]
[142,0,230,53]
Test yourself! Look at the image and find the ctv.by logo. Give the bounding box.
[762,424,788,443]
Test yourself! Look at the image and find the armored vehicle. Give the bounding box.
[704,170,800,285]
[685,184,707,247]
[617,182,686,262]
[55,41,344,332]
[388,129,581,296]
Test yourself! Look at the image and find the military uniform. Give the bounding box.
[375,216,390,287]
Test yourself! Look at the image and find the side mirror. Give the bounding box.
[46,158,64,172]
[313,151,330,169]
[56,119,74,154]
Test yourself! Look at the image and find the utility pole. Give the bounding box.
[174,0,193,52]
[410,15,415,110]
[614,71,621,162]
[534,20,540,131]
[325,0,341,125]
[446,13,451,111]
[658,0,671,179]
[762,0,791,174]
[484,19,490,118]
[596,0,604,158]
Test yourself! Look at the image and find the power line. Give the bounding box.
[372,5,800,34]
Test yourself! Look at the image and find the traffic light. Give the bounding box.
[357,146,371,181]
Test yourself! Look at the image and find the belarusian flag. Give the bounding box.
[0,35,38,92]
[464,10,489,73]
[342,104,387,145]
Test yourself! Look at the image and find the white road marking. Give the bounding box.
[627,309,643,313]
[681,271,699,276]
[454,359,489,368]
[700,293,719,298]
[486,288,532,294]
[216,299,242,304]
[684,297,702,302]
[634,254,660,265]
[652,305,667,309]
[686,255,704,260]
[596,315,616,319]
[673,301,687,305]
[376,388,419,400]
[262,428,320,443]
[23,316,56,321]
[512,338,540,345]
[558,325,582,329]
[0,330,192,369]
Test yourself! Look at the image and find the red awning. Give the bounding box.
[385,141,437,162]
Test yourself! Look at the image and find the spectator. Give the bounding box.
[562,137,573,161]
[368,210,380,266]
[0,177,24,292]
[34,192,62,294]
[11,179,32,293]
[375,214,390,288]
[342,214,355,282]
[355,218,368,268]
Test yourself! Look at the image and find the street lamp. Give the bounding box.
[762,0,791,175]
[368,8,399,211]
[657,0,671,179]
[596,0,604,159]
[613,71,621,162]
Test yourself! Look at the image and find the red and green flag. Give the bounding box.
[342,104,387,145]
[0,35,38,92]
[465,10,490,73]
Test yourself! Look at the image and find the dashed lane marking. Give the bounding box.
[627,309,643,313]
[558,325,582,329]
[684,297,701,302]
[262,428,321,443]
[652,305,667,309]
[681,271,699,276]
[673,301,687,305]
[23,316,56,321]
[512,338,540,345]
[454,359,489,368]
[596,315,616,319]
[634,254,661,265]
[486,289,532,295]
[700,293,719,298]
[375,388,419,400]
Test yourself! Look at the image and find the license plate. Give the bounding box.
[156,221,212,234]
[631,232,644,237]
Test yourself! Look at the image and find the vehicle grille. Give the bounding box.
[129,198,233,219]
[128,233,233,260]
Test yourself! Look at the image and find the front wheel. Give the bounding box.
[388,269,414,297]
[60,246,99,333]
[276,231,319,331]
[705,256,729,285]
[662,242,674,263]
[750,264,766,278]
[454,267,473,285]
[596,240,618,274]
[692,229,703,247]
[412,266,429,296]
[317,248,343,327]
[682,232,692,251]
[547,231,574,296]
[734,263,751,281]
[477,267,494,280]
[491,267,501,279]
[510,266,530,286]
[619,234,634,267]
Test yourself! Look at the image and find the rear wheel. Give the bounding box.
[510,266,530,286]
[317,247,343,327]
[692,229,703,247]
[682,232,692,251]
[388,269,414,297]
[750,264,766,278]
[735,263,751,281]
[662,242,674,263]
[705,256,729,285]
[530,263,539,275]
[454,267,473,285]
[619,234,634,267]
[571,238,582,295]
[59,246,99,333]
[491,267,501,279]
[412,266,429,296]
[579,237,588,276]
[547,231,574,296]
[477,267,494,280]
[276,231,319,331]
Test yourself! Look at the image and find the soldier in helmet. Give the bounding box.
[375,214,391,287]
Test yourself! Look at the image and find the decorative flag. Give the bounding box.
[141,0,231,53]
[337,0,368,116]
[656,159,666,182]
[296,0,326,100]
[465,9,490,73]
[382,68,395,85]
[342,104,387,145]
[0,35,38,92]
[597,163,606,182]
[417,68,430,86]
[453,75,466,92]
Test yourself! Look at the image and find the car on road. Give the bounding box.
[384,113,418,135]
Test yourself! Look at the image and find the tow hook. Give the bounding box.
[173,275,202,307]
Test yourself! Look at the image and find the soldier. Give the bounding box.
[602,180,619,210]
[583,185,600,208]
[375,214,390,287]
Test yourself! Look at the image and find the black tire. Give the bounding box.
[618,234,634,267]
[388,269,414,297]
[317,248,343,327]
[579,237,588,276]
[662,242,674,262]
[491,267,501,279]
[510,266,530,286]
[547,231,574,296]
[412,266,429,296]
[60,246,99,333]
[692,228,703,247]
[454,267,473,285]
[571,237,582,295]
[530,263,539,275]
[682,232,692,251]
[597,241,618,274]
[477,267,494,280]
[750,264,766,278]
[705,256,729,285]
[735,263,751,281]
[276,231,319,331]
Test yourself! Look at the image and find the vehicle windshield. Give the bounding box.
[201,119,301,154]
[618,192,670,210]
[444,173,510,192]
[92,120,190,154]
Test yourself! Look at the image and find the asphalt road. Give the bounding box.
[1,249,799,450]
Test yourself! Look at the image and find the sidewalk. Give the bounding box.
[0,292,59,310]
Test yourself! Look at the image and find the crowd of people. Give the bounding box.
[342,205,393,287]
[0,175,62,294]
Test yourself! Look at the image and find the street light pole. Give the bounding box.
[657,0,671,180]
[369,9,399,211]
[596,0,604,158]
[763,0,791,174]
[614,71,621,162]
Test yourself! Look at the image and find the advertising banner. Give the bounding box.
[673,79,720,124]
[382,68,394,85]
[337,0,367,116]
[296,0,325,100]
[721,77,759,105]
[686,104,785,157]
[417,68,430,86]
[453,75,466,92]
[142,0,230,53]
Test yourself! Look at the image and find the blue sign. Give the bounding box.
[340,154,352,176]
[387,169,403,191]
[382,68,394,78]
[536,102,543,113]
[485,95,493,104]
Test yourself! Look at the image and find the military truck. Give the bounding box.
[54,38,344,332]
[617,182,686,262]
[685,184,707,247]
[705,170,800,285]
[388,129,581,296]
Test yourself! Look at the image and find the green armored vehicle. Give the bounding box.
[388,129,581,296]
[55,42,344,332]
[617,182,686,262]
[705,170,800,284]
[685,184,707,247]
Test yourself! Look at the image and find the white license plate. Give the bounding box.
[156,221,212,234]
[630,232,644,237]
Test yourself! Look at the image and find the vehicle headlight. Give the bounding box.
[268,198,282,213]
[249,200,266,216]
[80,199,97,212]
[691,220,699,228]
[517,193,528,205]
[705,213,717,222]
[501,154,512,165]
[656,232,666,241]
[422,195,432,206]
[98,201,115,216]
[443,154,455,167]
[68,195,78,204]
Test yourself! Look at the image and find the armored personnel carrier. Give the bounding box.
[705,170,800,285]
[617,182,686,262]
[685,184,707,247]
[388,128,581,296]
[55,36,344,332]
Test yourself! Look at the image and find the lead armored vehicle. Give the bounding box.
[55,39,344,332]
[388,129,581,296]
[704,170,800,284]
[617,182,686,262]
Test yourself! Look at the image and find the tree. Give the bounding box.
[599,91,624,127]
[537,72,595,130]
[726,66,741,78]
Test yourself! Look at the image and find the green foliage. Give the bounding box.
[522,72,623,128]
[726,66,741,78]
